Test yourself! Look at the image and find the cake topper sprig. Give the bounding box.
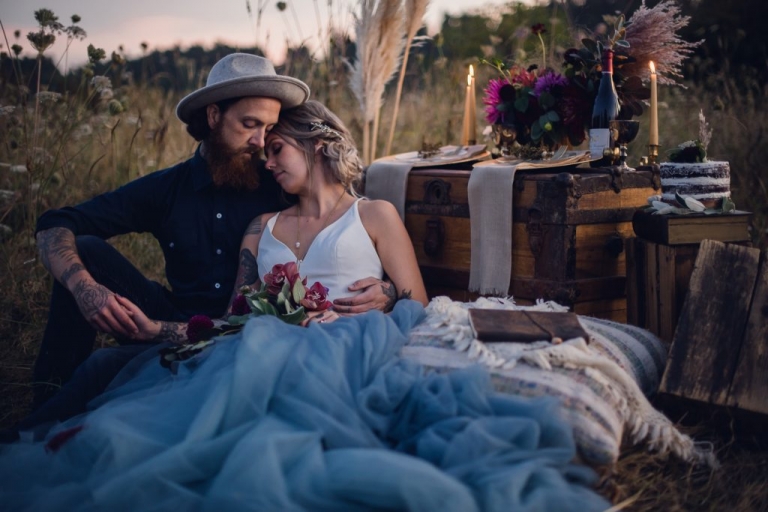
[668,109,712,163]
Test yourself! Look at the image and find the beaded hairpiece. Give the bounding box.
[309,121,343,139]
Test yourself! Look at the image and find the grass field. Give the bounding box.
[1,10,767,510]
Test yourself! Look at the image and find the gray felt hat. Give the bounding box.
[176,53,310,123]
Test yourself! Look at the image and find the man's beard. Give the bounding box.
[205,126,261,191]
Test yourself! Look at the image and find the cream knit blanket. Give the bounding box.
[416,296,718,468]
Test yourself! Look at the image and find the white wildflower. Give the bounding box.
[73,123,93,139]
[90,76,112,91]
[36,91,62,103]
[0,105,16,116]
[10,165,28,173]
[99,88,114,100]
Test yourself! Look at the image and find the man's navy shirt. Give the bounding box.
[36,148,289,318]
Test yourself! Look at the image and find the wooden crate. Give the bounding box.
[626,210,752,343]
[404,166,659,321]
[659,240,768,417]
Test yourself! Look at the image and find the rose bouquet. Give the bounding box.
[159,262,332,368]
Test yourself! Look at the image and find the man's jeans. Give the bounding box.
[32,235,187,408]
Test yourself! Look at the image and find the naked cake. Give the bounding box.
[659,160,731,207]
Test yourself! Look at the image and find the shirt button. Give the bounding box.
[216,249,222,255]
[169,242,175,248]
[216,213,222,219]
[214,283,221,289]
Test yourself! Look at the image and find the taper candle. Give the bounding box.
[649,61,658,146]
[468,65,477,144]
[461,73,471,145]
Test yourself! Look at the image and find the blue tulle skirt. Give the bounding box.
[0,300,609,511]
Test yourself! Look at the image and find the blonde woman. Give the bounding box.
[239,100,427,324]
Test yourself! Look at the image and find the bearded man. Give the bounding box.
[31,54,393,410]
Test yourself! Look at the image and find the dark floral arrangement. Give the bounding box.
[159,262,332,368]
[482,1,699,157]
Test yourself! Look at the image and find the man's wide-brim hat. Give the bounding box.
[176,53,310,123]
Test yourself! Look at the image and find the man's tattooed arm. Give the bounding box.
[71,278,111,318]
[381,283,413,313]
[36,227,93,292]
[382,282,397,313]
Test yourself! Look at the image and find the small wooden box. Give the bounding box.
[404,166,659,321]
[626,211,752,343]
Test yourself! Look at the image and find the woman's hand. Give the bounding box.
[300,309,340,327]
[114,296,161,341]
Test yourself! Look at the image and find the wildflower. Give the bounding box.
[10,165,27,173]
[36,91,62,103]
[531,23,546,35]
[87,44,106,64]
[90,76,111,91]
[107,99,124,116]
[11,44,22,56]
[0,106,16,116]
[99,88,114,100]
[483,78,506,125]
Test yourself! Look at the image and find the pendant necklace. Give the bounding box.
[295,189,346,267]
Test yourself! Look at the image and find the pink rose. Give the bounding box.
[231,294,250,316]
[300,282,332,312]
[186,314,214,343]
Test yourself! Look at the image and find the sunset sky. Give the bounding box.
[3,0,519,68]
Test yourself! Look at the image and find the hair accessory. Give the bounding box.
[309,122,343,139]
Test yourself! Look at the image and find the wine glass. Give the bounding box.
[609,120,640,171]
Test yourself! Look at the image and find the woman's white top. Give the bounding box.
[257,199,384,301]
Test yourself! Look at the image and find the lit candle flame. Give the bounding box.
[469,64,474,77]
[649,61,655,74]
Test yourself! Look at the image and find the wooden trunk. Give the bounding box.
[404,166,660,322]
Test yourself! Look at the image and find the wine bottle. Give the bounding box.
[589,49,620,168]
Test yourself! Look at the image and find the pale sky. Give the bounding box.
[2,0,524,68]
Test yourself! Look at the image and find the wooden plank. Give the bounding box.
[574,298,627,322]
[727,251,768,414]
[643,240,659,336]
[657,243,677,343]
[660,240,761,405]
[576,187,656,212]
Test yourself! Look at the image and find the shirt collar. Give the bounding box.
[191,144,213,191]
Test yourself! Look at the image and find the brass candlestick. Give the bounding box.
[647,144,660,165]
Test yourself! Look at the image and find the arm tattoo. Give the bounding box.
[153,321,187,345]
[399,290,413,301]
[36,227,78,271]
[235,248,258,289]
[60,263,85,288]
[382,282,397,313]
[71,279,110,317]
[244,217,263,236]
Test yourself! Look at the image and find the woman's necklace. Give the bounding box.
[295,189,347,263]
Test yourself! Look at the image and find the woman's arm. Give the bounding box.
[359,200,428,306]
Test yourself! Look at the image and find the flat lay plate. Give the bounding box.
[476,150,596,170]
[384,144,488,167]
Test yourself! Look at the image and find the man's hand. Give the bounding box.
[332,277,397,314]
[115,296,186,344]
[71,278,138,338]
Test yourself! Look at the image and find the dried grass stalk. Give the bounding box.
[349,0,405,163]
[384,0,430,156]
[624,0,702,87]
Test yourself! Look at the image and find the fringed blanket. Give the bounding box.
[0,301,610,512]
[405,296,717,468]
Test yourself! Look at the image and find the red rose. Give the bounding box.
[186,314,214,343]
[45,425,85,453]
[264,262,303,296]
[300,282,332,312]
[231,294,250,316]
